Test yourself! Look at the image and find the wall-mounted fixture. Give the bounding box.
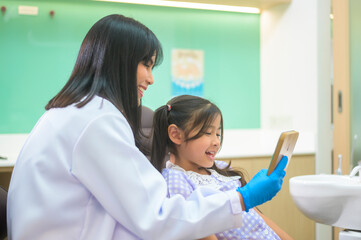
[1,6,6,15]
[18,5,38,16]
[95,0,260,14]
[49,10,55,18]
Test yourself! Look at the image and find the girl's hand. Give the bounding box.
[199,235,218,240]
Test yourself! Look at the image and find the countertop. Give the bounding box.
[0,129,315,167]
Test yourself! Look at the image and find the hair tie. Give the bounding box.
[167,104,171,111]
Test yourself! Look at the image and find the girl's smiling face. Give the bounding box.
[175,114,222,174]
[136,55,156,106]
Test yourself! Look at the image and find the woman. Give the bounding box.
[7,14,287,240]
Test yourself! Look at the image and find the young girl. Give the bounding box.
[151,95,293,240]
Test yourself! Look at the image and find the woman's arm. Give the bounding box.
[254,208,293,240]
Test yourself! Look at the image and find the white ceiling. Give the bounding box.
[162,0,291,10]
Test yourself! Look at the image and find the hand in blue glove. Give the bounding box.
[237,156,288,212]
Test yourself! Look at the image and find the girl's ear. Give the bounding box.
[168,124,183,145]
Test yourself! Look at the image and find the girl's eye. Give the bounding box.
[204,132,211,135]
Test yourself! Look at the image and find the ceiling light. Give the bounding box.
[95,0,260,14]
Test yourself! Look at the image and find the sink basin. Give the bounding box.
[289,174,361,230]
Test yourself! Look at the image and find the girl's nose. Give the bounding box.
[213,136,220,147]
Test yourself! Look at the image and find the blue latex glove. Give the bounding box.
[237,156,288,212]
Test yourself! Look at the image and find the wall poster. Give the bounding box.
[171,49,204,97]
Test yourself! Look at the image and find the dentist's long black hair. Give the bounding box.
[45,14,163,153]
[150,95,247,186]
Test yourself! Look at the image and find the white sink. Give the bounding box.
[289,174,361,230]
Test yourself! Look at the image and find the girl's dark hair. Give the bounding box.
[45,14,163,152]
[151,95,247,186]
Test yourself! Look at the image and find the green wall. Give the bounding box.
[0,0,260,133]
[350,0,361,167]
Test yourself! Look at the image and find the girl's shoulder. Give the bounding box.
[161,163,195,198]
[162,162,218,188]
[214,160,230,169]
[161,162,193,183]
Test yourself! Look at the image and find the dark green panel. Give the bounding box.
[0,0,260,133]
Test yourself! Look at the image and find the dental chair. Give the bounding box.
[0,185,7,239]
[141,105,171,163]
[140,106,154,159]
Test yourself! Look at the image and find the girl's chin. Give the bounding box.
[204,161,214,168]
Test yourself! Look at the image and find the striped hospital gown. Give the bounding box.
[162,161,281,240]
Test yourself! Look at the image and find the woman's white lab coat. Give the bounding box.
[7,96,243,240]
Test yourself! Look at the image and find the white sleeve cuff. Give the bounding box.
[224,190,243,228]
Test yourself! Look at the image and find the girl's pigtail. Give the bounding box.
[151,105,170,172]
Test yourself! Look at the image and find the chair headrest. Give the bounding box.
[140,106,154,158]
[141,106,154,129]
